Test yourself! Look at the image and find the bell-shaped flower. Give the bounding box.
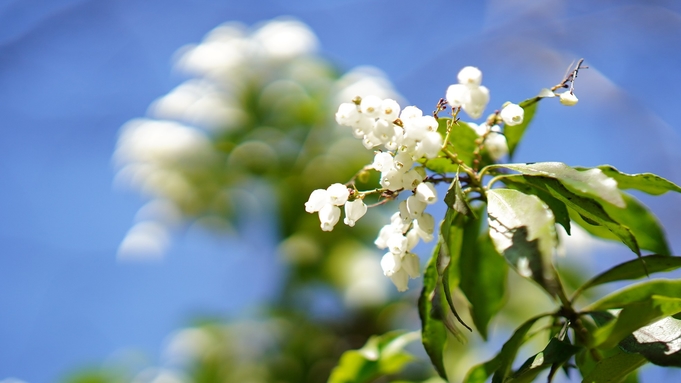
[415,182,437,204]
[401,252,421,279]
[457,66,483,86]
[415,131,443,160]
[380,98,401,121]
[389,268,410,292]
[399,105,423,120]
[360,95,382,118]
[380,168,404,191]
[485,132,509,161]
[446,83,468,108]
[305,189,329,213]
[559,92,578,106]
[387,232,409,255]
[416,213,435,236]
[406,195,426,217]
[327,183,350,206]
[401,168,423,191]
[500,103,524,126]
[335,102,360,127]
[343,199,367,227]
[380,251,402,277]
[372,151,394,172]
[318,204,341,232]
[463,85,490,119]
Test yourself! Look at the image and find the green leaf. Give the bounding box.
[492,162,624,208]
[490,315,547,383]
[570,192,671,256]
[574,255,681,298]
[592,165,681,195]
[502,175,571,235]
[328,330,419,383]
[459,226,508,340]
[440,209,472,334]
[620,316,681,366]
[444,171,473,216]
[505,97,540,158]
[486,188,559,296]
[424,119,480,173]
[506,337,582,383]
[579,348,646,383]
[583,279,681,312]
[590,296,681,349]
[520,176,641,256]
[419,244,450,380]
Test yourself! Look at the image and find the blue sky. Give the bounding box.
[2,1,681,381]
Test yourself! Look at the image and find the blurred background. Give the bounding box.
[2,0,681,382]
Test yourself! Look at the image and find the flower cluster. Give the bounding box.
[445,66,490,119]
[306,95,447,291]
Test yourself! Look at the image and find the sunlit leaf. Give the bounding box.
[328,330,419,383]
[590,296,681,349]
[491,162,624,208]
[505,97,540,158]
[506,337,582,383]
[574,255,681,299]
[592,165,681,195]
[486,188,559,296]
[620,316,681,366]
[583,279,681,312]
[520,176,641,256]
[424,119,480,173]
[570,192,671,256]
[501,175,571,235]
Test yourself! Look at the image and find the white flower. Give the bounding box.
[406,195,426,217]
[559,91,578,106]
[360,95,383,117]
[305,189,329,213]
[401,168,423,191]
[485,132,509,161]
[416,213,435,235]
[415,182,437,204]
[401,252,420,279]
[399,105,423,120]
[371,152,394,172]
[380,251,401,276]
[380,99,401,121]
[327,183,350,205]
[393,152,413,172]
[335,102,360,126]
[415,131,443,159]
[500,103,524,126]
[445,83,468,108]
[318,204,341,231]
[343,199,367,227]
[463,85,490,119]
[380,168,404,191]
[387,232,409,255]
[389,268,409,292]
[457,66,482,85]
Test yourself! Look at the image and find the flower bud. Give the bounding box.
[559,91,578,106]
[457,66,483,85]
[360,95,382,117]
[401,252,420,279]
[380,251,401,277]
[318,204,340,231]
[343,199,367,227]
[305,189,329,213]
[380,98,401,121]
[327,183,350,206]
[415,182,437,204]
[389,268,409,292]
[500,103,524,126]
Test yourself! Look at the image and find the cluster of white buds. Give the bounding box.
[374,184,437,291]
[305,183,367,231]
[304,96,449,291]
[445,66,490,119]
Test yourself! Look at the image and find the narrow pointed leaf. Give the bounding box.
[583,280,681,312]
[486,188,559,296]
[459,227,508,340]
[506,337,582,383]
[418,244,449,380]
[505,97,540,158]
[574,255,681,298]
[593,165,681,195]
[490,315,547,383]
